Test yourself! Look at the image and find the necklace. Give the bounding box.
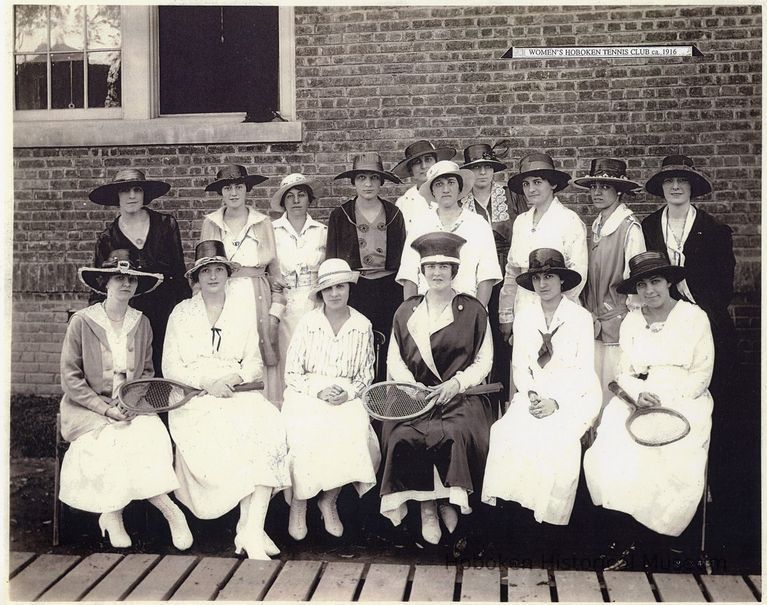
[102,303,125,323]
[665,208,688,250]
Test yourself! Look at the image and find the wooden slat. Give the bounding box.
[554,570,603,602]
[700,575,757,602]
[83,554,160,601]
[507,568,551,602]
[9,552,36,578]
[748,575,761,599]
[41,553,123,601]
[460,566,501,602]
[311,562,364,602]
[409,564,457,602]
[653,573,706,602]
[216,560,281,601]
[9,554,81,602]
[603,570,655,602]
[171,557,239,601]
[264,560,323,601]
[357,563,410,602]
[125,555,198,601]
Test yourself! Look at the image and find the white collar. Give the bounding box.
[83,303,142,337]
[273,212,323,238]
[592,202,634,238]
[206,206,268,234]
[404,294,459,381]
[313,306,370,337]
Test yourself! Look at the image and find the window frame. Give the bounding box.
[13,5,300,146]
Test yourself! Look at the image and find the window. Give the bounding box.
[13,5,300,146]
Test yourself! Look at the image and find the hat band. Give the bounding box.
[590,172,629,180]
[420,254,460,264]
[519,161,557,173]
[316,269,356,286]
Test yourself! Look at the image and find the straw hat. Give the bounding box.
[460,142,508,172]
[572,158,641,194]
[88,169,171,206]
[78,249,163,296]
[515,248,582,293]
[418,160,475,203]
[184,240,241,279]
[616,251,686,295]
[308,258,360,301]
[270,173,318,213]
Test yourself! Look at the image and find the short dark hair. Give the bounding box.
[280,184,315,209]
[430,174,463,196]
[421,262,459,279]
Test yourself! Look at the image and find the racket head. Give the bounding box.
[361,381,436,421]
[626,406,691,446]
[116,378,201,415]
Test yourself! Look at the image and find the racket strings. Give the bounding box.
[120,381,190,412]
[628,410,689,445]
[365,384,430,419]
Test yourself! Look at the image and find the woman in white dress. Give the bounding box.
[200,165,287,405]
[60,249,192,549]
[270,173,328,388]
[584,251,714,568]
[281,258,380,541]
[164,240,290,560]
[482,248,601,531]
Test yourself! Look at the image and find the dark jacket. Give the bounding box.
[326,197,406,272]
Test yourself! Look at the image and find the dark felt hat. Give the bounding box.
[616,251,686,295]
[79,249,163,296]
[184,240,241,279]
[411,232,467,265]
[507,153,571,195]
[205,164,268,193]
[516,248,582,293]
[89,169,171,206]
[334,152,401,184]
[391,140,456,179]
[573,158,641,194]
[460,142,508,172]
[644,155,712,199]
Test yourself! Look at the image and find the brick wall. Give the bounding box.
[11,5,762,394]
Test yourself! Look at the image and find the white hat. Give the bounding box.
[270,173,318,213]
[308,258,360,301]
[418,160,475,203]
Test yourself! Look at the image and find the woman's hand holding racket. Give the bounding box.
[106,403,134,422]
[636,392,661,408]
[426,378,460,406]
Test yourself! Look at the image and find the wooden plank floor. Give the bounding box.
[8,552,762,602]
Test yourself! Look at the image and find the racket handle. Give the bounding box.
[465,382,503,396]
[233,380,264,392]
[608,381,636,406]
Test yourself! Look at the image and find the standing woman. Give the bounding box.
[497,153,587,347]
[271,173,328,387]
[573,158,646,421]
[200,164,287,405]
[281,259,379,540]
[482,249,601,532]
[381,232,494,545]
[89,169,192,375]
[60,249,192,549]
[327,153,406,380]
[584,252,714,567]
[163,241,291,560]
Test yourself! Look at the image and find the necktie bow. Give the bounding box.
[211,327,222,352]
[537,325,560,368]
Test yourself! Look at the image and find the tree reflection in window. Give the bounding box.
[14,5,121,110]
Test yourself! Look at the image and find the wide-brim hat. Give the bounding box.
[184,240,241,279]
[270,173,318,213]
[507,152,571,195]
[616,251,686,295]
[334,152,401,184]
[572,158,641,194]
[308,258,360,301]
[411,232,467,265]
[460,142,508,172]
[391,140,456,179]
[516,248,582,293]
[79,249,163,296]
[418,160,476,203]
[89,169,171,206]
[205,164,269,193]
[644,155,712,198]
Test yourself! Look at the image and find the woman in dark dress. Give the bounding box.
[89,169,192,375]
[379,232,494,545]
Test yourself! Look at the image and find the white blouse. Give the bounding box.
[395,185,436,233]
[272,213,327,289]
[86,304,143,396]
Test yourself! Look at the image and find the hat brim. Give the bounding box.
[184,257,242,279]
[419,168,476,203]
[572,176,642,194]
[269,180,318,213]
[644,168,712,198]
[460,159,508,173]
[88,180,171,206]
[333,169,401,184]
[308,272,360,301]
[507,169,571,195]
[391,147,456,179]
[515,267,582,293]
[78,266,164,296]
[205,174,269,193]
[616,265,686,295]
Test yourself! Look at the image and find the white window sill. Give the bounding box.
[13,115,302,148]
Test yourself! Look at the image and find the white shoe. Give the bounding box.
[420,502,441,545]
[234,532,271,560]
[98,511,131,548]
[317,492,343,538]
[288,499,308,541]
[439,503,458,534]
[264,532,280,557]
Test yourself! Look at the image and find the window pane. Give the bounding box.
[88,51,121,107]
[87,5,121,49]
[51,52,84,109]
[158,6,279,115]
[15,54,47,110]
[50,5,85,52]
[15,5,48,53]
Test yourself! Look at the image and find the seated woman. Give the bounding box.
[164,240,290,560]
[583,251,714,568]
[380,232,494,545]
[482,249,601,530]
[59,249,192,549]
[281,258,380,540]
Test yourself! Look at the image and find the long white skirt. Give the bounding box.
[281,375,380,501]
[481,393,585,525]
[60,415,179,513]
[584,368,712,536]
[169,390,290,519]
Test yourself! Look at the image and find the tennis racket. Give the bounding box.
[116,378,264,415]
[361,381,503,421]
[608,381,691,446]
